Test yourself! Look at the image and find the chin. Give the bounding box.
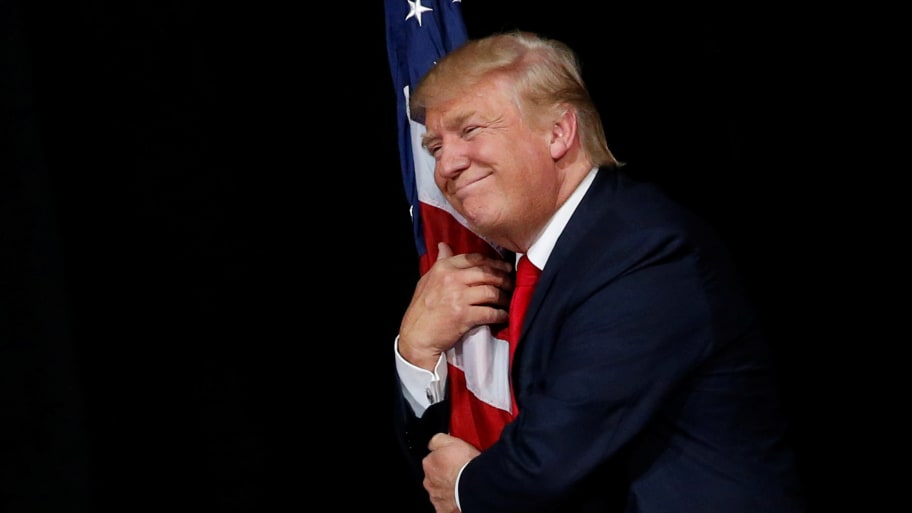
[460,200,499,236]
[464,216,495,240]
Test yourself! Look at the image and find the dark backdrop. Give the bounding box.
[2,1,877,511]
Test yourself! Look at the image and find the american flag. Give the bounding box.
[384,0,516,450]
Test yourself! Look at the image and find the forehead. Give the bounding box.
[425,77,516,126]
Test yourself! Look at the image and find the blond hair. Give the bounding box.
[410,30,618,167]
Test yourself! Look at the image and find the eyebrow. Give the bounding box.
[421,111,476,149]
[420,130,439,151]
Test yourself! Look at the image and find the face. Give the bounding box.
[421,77,559,251]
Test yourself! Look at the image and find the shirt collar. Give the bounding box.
[520,167,598,270]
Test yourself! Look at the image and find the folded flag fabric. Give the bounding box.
[384,0,516,450]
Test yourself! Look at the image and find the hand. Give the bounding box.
[398,242,513,370]
[423,433,481,513]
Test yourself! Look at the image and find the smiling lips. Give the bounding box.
[448,171,492,202]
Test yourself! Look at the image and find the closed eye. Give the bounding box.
[462,125,481,137]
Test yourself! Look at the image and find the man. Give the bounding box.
[392,31,805,512]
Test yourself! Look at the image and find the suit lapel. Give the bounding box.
[519,167,619,341]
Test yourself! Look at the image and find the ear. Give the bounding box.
[549,107,577,160]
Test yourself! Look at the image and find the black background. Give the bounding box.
[2,1,883,511]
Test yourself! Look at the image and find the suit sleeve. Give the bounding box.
[391,352,451,481]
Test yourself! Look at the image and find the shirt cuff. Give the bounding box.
[455,460,468,511]
[394,336,448,417]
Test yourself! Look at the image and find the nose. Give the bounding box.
[436,139,470,180]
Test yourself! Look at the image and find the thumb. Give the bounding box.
[436,242,453,261]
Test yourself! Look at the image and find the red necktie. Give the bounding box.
[507,255,541,391]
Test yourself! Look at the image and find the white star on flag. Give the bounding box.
[405,0,433,26]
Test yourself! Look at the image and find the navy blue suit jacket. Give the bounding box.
[394,166,805,512]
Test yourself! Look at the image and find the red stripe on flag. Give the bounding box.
[447,363,516,451]
[417,201,502,274]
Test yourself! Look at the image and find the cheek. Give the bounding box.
[433,170,448,193]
